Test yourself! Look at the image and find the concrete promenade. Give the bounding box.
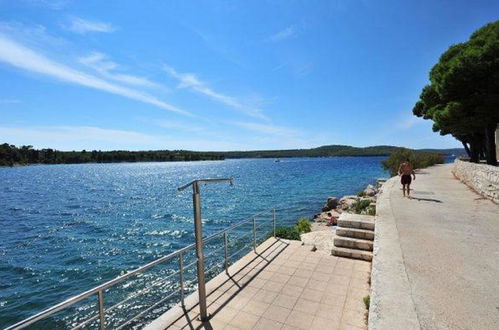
[147,238,370,329]
[370,164,499,330]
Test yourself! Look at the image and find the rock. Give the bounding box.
[314,210,340,224]
[339,195,359,210]
[322,196,339,211]
[363,184,376,196]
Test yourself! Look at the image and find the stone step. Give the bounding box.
[337,213,375,230]
[331,246,373,261]
[336,227,374,241]
[334,236,373,251]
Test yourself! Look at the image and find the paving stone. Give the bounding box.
[263,280,286,293]
[263,304,291,323]
[244,300,269,317]
[276,265,297,276]
[311,315,340,330]
[284,310,314,329]
[211,306,239,324]
[287,275,309,288]
[273,294,299,309]
[253,317,283,330]
[268,272,291,284]
[252,289,278,304]
[228,310,260,329]
[300,288,324,303]
[293,299,320,315]
[280,284,304,298]
[146,238,369,330]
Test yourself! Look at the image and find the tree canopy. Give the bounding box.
[413,20,499,165]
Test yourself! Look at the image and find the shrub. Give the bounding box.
[382,148,444,176]
[357,190,367,197]
[294,218,312,234]
[366,206,376,216]
[363,295,370,310]
[353,200,371,214]
[273,226,301,240]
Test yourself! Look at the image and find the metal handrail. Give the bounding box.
[6,208,277,330]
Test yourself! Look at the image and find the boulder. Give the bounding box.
[314,210,341,223]
[322,196,339,211]
[339,195,359,210]
[363,184,376,197]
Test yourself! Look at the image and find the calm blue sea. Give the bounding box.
[0,157,389,328]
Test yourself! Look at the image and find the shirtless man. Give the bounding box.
[398,158,416,198]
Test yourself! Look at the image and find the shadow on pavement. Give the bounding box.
[410,197,443,203]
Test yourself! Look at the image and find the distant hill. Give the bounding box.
[216,145,465,159]
[1,142,465,166]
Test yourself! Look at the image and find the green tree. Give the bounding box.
[413,20,499,165]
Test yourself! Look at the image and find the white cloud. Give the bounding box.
[397,116,422,130]
[267,26,297,42]
[0,99,21,104]
[0,35,191,116]
[67,17,115,34]
[0,125,247,151]
[79,52,160,88]
[163,65,268,120]
[232,121,300,137]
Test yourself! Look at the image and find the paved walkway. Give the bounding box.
[370,164,499,330]
[147,238,370,330]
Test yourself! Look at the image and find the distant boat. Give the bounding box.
[274,159,281,162]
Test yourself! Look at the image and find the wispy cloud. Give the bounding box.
[79,52,159,88]
[397,116,421,130]
[267,26,297,42]
[191,29,244,67]
[0,99,21,104]
[163,65,268,120]
[0,35,191,116]
[231,121,300,138]
[67,17,116,34]
[0,125,247,151]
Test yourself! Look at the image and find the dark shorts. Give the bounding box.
[401,174,412,185]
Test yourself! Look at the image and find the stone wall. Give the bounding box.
[452,159,499,204]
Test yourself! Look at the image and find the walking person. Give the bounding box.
[398,158,416,198]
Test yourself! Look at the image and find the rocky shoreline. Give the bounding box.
[310,181,382,232]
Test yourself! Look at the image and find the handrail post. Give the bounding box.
[177,178,232,322]
[192,182,208,321]
[97,290,105,330]
[179,252,185,307]
[272,209,276,237]
[224,232,229,274]
[253,217,257,253]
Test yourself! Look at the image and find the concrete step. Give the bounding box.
[336,227,374,241]
[334,236,373,251]
[337,213,375,230]
[331,246,373,261]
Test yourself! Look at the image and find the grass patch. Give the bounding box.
[366,205,376,216]
[295,218,312,234]
[363,295,370,310]
[357,190,367,197]
[268,218,312,241]
[273,226,301,240]
[353,200,371,214]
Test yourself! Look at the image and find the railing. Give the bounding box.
[5,208,278,330]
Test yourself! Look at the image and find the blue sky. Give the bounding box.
[0,0,498,151]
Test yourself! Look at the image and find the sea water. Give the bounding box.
[0,157,389,328]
